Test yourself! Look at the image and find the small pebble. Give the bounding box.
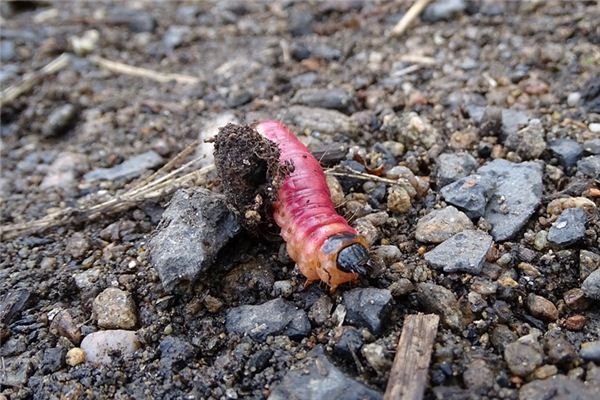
[65,347,86,366]
[415,206,474,244]
[580,341,600,362]
[424,230,493,274]
[563,288,588,310]
[527,294,558,321]
[563,315,586,331]
[504,333,544,377]
[581,269,600,300]
[93,288,138,329]
[547,208,587,247]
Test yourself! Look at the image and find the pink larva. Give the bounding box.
[255,120,370,291]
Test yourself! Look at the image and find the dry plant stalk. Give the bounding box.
[0,143,213,240]
[88,55,201,84]
[390,0,433,38]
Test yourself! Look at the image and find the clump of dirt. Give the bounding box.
[212,123,291,232]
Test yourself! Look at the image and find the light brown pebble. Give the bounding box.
[66,347,86,366]
[387,185,411,213]
[50,310,81,345]
[563,288,588,311]
[204,295,223,313]
[530,364,558,380]
[527,294,558,321]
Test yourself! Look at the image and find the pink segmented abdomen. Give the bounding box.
[255,120,368,290]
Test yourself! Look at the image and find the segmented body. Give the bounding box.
[256,120,368,290]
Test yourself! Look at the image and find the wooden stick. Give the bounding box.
[0,53,70,108]
[390,0,432,38]
[384,313,440,400]
[88,55,201,84]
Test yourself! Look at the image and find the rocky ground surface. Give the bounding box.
[1,1,599,399]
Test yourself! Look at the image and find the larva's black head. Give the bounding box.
[337,244,371,277]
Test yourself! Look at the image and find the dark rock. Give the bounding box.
[333,326,364,360]
[463,359,494,390]
[247,349,273,372]
[67,232,90,258]
[478,159,543,241]
[520,374,600,400]
[478,107,502,136]
[148,188,240,291]
[467,106,529,141]
[0,289,31,325]
[547,208,587,247]
[416,283,463,330]
[291,88,355,114]
[580,341,600,362]
[342,288,392,334]
[548,139,584,169]
[504,333,543,377]
[415,206,474,243]
[159,336,196,370]
[268,346,381,400]
[225,298,310,342]
[544,334,576,365]
[0,335,27,356]
[583,139,600,155]
[582,269,600,300]
[223,260,275,303]
[42,104,77,137]
[577,155,600,177]
[424,230,493,274]
[491,324,517,353]
[582,76,600,113]
[436,152,479,187]
[41,347,65,374]
[49,310,81,344]
[440,174,494,218]
[504,119,546,160]
[422,0,465,22]
[309,295,333,325]
[84,151,163,182]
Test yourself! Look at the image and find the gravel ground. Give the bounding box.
[1,1,599,399]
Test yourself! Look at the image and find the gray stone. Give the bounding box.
[0,40,16,62]
[582,269,600,300]
[84,151,163,182]
[440,174,494,218]
[583,139,600,155]
[342,288,392,334]
[580,250,600,280]
[148,188,240,291]
[280,106,360,137]
[422,0,465,22]
[291,88,354,114]
[478,159,543,241]
[436,153,479,187]
[268,346,381,400]
[519,374,599,400]
[93,288,138,329]
[504,333,543,377]
[580,341,600,362]
[159,336,196,370]
[424,230,493,274]
[225,298,310,342]
[41,347,65,374]
[504,119,546,160]
[415,206,474,243]
[0,357,32,386]
[416,283,463,330]
[463,359,494,390]
[80,330,141,365]
[467,106,529,140]
[0,289,31,325]
[548,139,584,169]
[577,155,600,177]
[547,208,587,246]
[163,26,190,49]
[43,104,77,137]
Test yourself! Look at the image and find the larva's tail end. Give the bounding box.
[337,243,371,277]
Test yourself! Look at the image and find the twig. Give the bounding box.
[398,55,436,65]
[88,55,201,84]
[0,149,213,240]
[392,64,423,78]
[325,168,401,185]
[0,53,70,108]
[390,0,432,38]
[384,314,440,400]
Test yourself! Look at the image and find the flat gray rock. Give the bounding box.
[547,208,587,247]
[415,206,475,243]
[582,269,600,300]
[148,188,240,291]
[342,288,392,334]
[577,155,600,177]
[84,151,163,182]
[226,298,310,342]
[548,139,583,169]
[440,174,494,218]
[436,152,479,187]
[268,346,381,400]
[424,230,493,274]
[478,159,543,241]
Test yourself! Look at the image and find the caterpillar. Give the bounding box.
[255,120,371,291]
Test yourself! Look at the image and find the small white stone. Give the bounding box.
[567,92,581,107]
[589,123,600,134]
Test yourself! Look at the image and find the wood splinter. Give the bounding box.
[384,313,440,400]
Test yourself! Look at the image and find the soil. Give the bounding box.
[1,1,599,400]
